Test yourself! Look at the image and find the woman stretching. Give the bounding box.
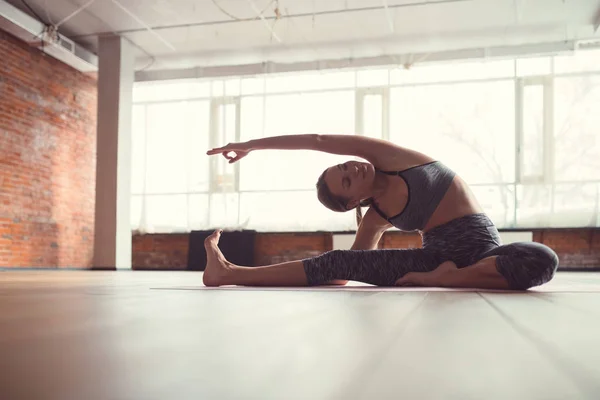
[204,134,558,290]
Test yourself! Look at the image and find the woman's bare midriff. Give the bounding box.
[421,175,484,232]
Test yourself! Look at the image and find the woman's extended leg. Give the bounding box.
[202,230,438,287]
[203,230,308,287]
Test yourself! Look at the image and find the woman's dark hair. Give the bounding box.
[316,169,373,227]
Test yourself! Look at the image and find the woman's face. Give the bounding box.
[324,160,376,209]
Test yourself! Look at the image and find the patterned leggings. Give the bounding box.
[302,214,559,290]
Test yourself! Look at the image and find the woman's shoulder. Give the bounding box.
[362,205,393,230]
[372,146,436,171]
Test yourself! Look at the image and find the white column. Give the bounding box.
[93,35,134,269]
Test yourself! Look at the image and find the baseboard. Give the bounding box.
[558,267,600,272]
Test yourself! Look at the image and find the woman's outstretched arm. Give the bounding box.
[207,134,431,167]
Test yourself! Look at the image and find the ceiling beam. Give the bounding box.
[134,40,576,82]
[71,0,473,39]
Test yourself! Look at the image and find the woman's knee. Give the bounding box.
[531,242,559,281]
[491,242,558,290]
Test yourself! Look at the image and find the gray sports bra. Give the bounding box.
[370,161,456,232]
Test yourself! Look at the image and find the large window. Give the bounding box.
[131,100,210,232]
[131,49,600,232]
[390,80,516,226]
[239,91,355,192]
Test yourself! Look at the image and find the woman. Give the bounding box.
[204,134,558,290]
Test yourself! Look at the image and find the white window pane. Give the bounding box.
[470,185,516,228]
[240,97,264,142]
[522,85,544,179]
[356,68,388,87]
[551,183,599,227]
[131,105,146,194]
[225,79,241,96]
[214,103,237,190]
[516,57,551,77]
[211,80,224,96]
[390,60,514,85]
[553,49,600,74]
[188,194,209,230]
[363,94,383,138]
[145,195,188,232]
[515,184,551,227]
[240,191,354,232]
[145,102,190,194]
[597,183,600,227]
[241,76,267,95]
[516,183,599,228]
[265,70,355,93]
[222,104,237,144]
[389,81,515,185]
[130,195,143,230]
[209,193,239,228]
[187,101,210,192]
[554,76,600,182]
[133,80,210,102]
[239,91,355,191]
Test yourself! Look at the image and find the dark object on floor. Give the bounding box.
[187,230,256,270]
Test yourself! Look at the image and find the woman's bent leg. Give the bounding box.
[481,241,559,290]
[395,242,559,290]
[396,258,511,289]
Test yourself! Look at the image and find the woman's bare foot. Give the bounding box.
[395,261,458,287]
[202,230,237,287]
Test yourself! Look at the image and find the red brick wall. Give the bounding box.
[132,234,189,270]
[254,233,330,265]
[131,229,600,270]
[0,30,97,268]
[533,229,600,269]
[131,232,330,269]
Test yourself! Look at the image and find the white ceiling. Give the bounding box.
[6,0,600,76]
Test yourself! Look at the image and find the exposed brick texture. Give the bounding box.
[379,231,422,249]
[132,229,600,270]
[253,232,331,265]
[132,234,189,270]
[537,229,600,268]
[0,30,97,268]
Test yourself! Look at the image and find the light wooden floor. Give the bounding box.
[1,270,599,400]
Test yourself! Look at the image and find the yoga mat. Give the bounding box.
[151,282,600,293]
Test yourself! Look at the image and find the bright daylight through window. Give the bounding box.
[131,49,600,233]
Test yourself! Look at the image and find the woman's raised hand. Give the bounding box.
[206,142,251,164]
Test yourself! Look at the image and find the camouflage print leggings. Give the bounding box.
[302,213,559,290]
